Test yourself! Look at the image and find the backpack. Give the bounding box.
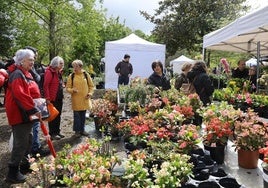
[71,71,89,87]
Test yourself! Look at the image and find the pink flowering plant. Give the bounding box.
[199,101,242,129]
[29,138,122,187]
[177,124,201,153]
[234,109,268,151]
[91,99,112,118]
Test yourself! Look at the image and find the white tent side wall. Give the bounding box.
[104,34,166,89]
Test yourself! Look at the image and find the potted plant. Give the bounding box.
[91,99,113,134]
[123,149,193,187]
[177,124,201,154]
[30,138,122,187]
[234,109,268,169]
[127,101,141,117]
[202,117,233,164]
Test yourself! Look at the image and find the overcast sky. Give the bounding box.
[101,0,268,34]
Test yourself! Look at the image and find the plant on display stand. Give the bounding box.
[234,109,268,169]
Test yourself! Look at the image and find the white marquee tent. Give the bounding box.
[104,34,166,89]
[203,5,268,56]
[170,55,194,74]
[203,5,268,92]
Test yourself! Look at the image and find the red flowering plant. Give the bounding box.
[259,141,268,171]
[203,117,233,147]
[177,124,201,154]
[117,116,155,146]
[260,141,268,163]
[172,105,194,120]
[148,127,175,142]
[233,109,268,151]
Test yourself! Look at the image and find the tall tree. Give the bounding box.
[0,0,14,57]
[12,0,77,60]
[141,0,248,56]
[69,0,105,68]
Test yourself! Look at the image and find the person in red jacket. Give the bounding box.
[5,49,41,183]
[43,56,65,140]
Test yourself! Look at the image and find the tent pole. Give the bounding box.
[203,48,206,62]
[256,41,260,93]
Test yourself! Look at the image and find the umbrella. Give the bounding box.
[40,121,56,158]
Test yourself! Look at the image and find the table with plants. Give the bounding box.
[28,78,268,187]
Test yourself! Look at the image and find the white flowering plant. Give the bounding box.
[123,150,193,187]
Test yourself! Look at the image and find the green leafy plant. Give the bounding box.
[123,150,193,187]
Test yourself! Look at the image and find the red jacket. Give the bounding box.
[5,66,41,125]
[43,66,61,102]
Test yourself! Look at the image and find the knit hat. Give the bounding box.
[124,54,130,59]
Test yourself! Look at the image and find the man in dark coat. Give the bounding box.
[115,54,133,86]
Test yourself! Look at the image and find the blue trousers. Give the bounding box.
[31,121,41,152]
[73,110,86,132]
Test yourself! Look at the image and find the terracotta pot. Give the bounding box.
[237,149,259,169]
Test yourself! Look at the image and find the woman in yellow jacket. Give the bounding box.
[66,60,94,137]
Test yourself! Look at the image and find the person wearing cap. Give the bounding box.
[115,54,133,86]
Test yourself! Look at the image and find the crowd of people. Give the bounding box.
[0,47,96,184]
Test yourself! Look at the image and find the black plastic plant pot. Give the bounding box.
[203,144,225,164]
[189,147,205,156]
[180,183,197,188]
[198,181,220,188]
[210,168,228,178]
[218,177,241,188]
[192,170,210,181]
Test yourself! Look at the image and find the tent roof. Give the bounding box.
[170,55,194,64]
[106,33,165,51]
[203,5,268,56]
